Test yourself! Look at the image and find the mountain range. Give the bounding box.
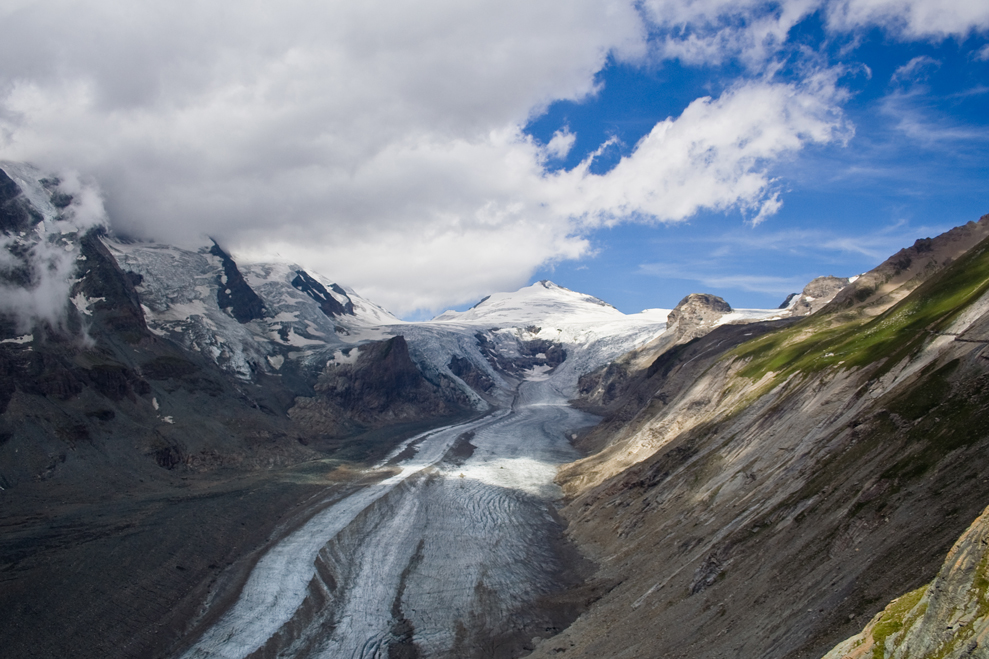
[1,161,988,659]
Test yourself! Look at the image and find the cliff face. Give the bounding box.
[823,503,989,659]
[530,216,989,659]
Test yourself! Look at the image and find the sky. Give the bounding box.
[0,0,987,319]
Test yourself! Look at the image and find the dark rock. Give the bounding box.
[291,269,354,317]
[85,409,116,422]
[291,335,468,436]
[475,332,567,376]
[84,364,139,402]
[209,240,266,323]
[0,167,34,233]
[448,355,495,393]
[779,292,799,309]
[76,231,150,343]
[152,445,184,469]
[141,356,199,380]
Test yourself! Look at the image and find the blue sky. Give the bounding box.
[527,17,989,312]
[0,1,987,318]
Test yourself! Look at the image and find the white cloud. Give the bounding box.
[827,0,989,38]
[640,0,989,67]
[0,0,648,315]
[545,128,577,161]
[891,55,941,83]
[642,0,822,67]
[0,0,982,317]
[976,44,989,61]
[549,73,850,227]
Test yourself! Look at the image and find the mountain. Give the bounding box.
[525,213,989,659]
[0,163,678,659]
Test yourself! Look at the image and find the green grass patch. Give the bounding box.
[731,236,989,383]
[870,585,928,659]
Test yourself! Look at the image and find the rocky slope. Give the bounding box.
[822,502,989,659]
[527,214,989,659]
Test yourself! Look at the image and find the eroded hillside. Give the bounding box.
[529,215,989,659]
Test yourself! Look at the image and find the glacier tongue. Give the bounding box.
[182,376,597,659]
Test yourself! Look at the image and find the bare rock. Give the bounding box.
[666,293,732,344]
[787,276,851,315]
[822,503,989,659]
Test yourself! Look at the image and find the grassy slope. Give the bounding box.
[731,233,989,384]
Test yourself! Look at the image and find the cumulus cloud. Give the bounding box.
[236,75,849,313]
[0,0,985,316]
[640,0,989,67]
[642,0,822,67]
[545,128,577,161]
[0,0,650,315]
[550,74,850,226]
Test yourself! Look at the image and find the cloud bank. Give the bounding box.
[0,0,986,315]
[0,162,108,331]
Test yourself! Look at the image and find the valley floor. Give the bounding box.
[178,377,599,659]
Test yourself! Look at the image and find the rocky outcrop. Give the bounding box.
[75,229,151,343]
[784,275,851,316]
[475,331,567,376]
[666,293,732,344]
[822,503,989,659]
[291,269,355,318]
[289,335,469,436]
[209,240,266,323]
[448,354,495,394]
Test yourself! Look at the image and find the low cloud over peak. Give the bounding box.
[1,0,986,317]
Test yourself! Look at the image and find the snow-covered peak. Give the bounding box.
[407,281,672,400]
[432,280,621,326]
[105,237,399,379]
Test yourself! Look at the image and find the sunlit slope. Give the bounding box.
[732,227,989,382]
[538,217,989,659]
